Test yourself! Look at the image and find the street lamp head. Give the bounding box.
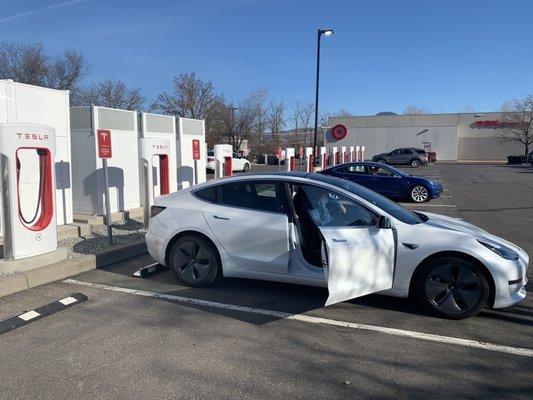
[320,28,334,36]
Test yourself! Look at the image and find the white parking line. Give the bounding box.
[64,279,533,358]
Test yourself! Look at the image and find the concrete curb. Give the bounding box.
[0,240,147,299]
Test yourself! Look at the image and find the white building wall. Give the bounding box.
[327,112,523,161]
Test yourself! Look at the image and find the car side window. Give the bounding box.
[219,181,280,213]
[402,149,413,155]
[292,184,377,228]
[368,166,395,177]
[336,165,366,175]
[390,149,400,155]
[195,186,217,203]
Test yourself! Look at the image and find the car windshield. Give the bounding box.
[208,151,214,156]
[309,174,423,224]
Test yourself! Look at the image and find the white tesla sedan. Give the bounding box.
[146,172,528,319]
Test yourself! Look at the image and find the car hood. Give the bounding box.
[422,212,522,251]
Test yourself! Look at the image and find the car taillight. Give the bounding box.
[207,157,214,161]
[150,205,166,218]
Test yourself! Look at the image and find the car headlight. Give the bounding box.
[477,239,519,260]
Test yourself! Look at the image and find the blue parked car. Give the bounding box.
[319,162,442,203]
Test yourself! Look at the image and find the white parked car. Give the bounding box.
[207,151,251,172]
[146,172,528,319]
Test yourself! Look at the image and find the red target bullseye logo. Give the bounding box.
[331,124,347,140]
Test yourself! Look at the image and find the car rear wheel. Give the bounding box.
[243,162,250,172]
[410,158,421,168]
[410,185,429,202]
[415,257,489,319]
[169,235,220,287]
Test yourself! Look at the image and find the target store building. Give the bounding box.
[326,112,523,161]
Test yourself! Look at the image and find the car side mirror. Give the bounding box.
[378,215,392,229]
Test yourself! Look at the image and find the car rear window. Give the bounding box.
[415,149,426,154]
[195,186,217,202]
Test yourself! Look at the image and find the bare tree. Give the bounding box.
[268,99,285,144]
[0,42,89,90]
[500,96,533,156]
[152,72,226,145]
[225,103,254,152]
[46,49,89,90]
[403,105,430,115]
[71,80,145,110]
[299,102,315,147]
[248,89,269,155]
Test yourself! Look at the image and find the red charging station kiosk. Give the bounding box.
[214,144,233,178]
[285,148,295,171]
[0,123,57,260]
[139,137,171,225]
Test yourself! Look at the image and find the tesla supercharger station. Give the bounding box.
[176,117,206,189]
[319,147,327,170]
[304,147,313,172]
[360,146,366,161]
[0,80,73,238]
[214,144,233,179]
[329,146,338,167]
[138,112,177,194]
[0,123,57,260]
[340,146,347,163]
[285,148,295,171]
[70,106,140,215]
[139,137,170,226]
[355,146,361,162]
[349,146,355,162]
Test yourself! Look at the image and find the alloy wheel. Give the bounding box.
[411,159,421,168]
[424,264,482,316]
[411,185,428,202]
[172,240,213,283]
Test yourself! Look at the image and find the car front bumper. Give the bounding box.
[487,249,529,309]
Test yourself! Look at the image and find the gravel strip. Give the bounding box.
[59,217,147,260]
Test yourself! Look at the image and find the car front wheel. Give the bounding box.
[377,158,387,164]
[169,235,220,287]
[410,185,429,202]
[415,257,490,319]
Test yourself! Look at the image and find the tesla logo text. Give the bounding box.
[152,144,168,150]
[16,133,49,140]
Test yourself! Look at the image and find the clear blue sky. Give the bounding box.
[1,0,532,116]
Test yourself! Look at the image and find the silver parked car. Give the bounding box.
[372,148,429,168]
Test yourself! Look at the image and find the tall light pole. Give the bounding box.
[313,28,334,155]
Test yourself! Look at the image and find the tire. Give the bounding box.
[410,158,421,168]
[377,158,387,164]
[415,257,490,319]
[243,162,250,172]
[169,235,220,287]
[410,185,429,203]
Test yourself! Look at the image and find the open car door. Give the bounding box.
[320,225,395,306]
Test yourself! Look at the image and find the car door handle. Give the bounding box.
[332,238,347,243]
[213,215,229,220]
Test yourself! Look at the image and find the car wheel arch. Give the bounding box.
[165,230,223,276]
[407,250,496,308]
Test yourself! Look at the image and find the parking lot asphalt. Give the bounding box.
[1,163,532,400]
